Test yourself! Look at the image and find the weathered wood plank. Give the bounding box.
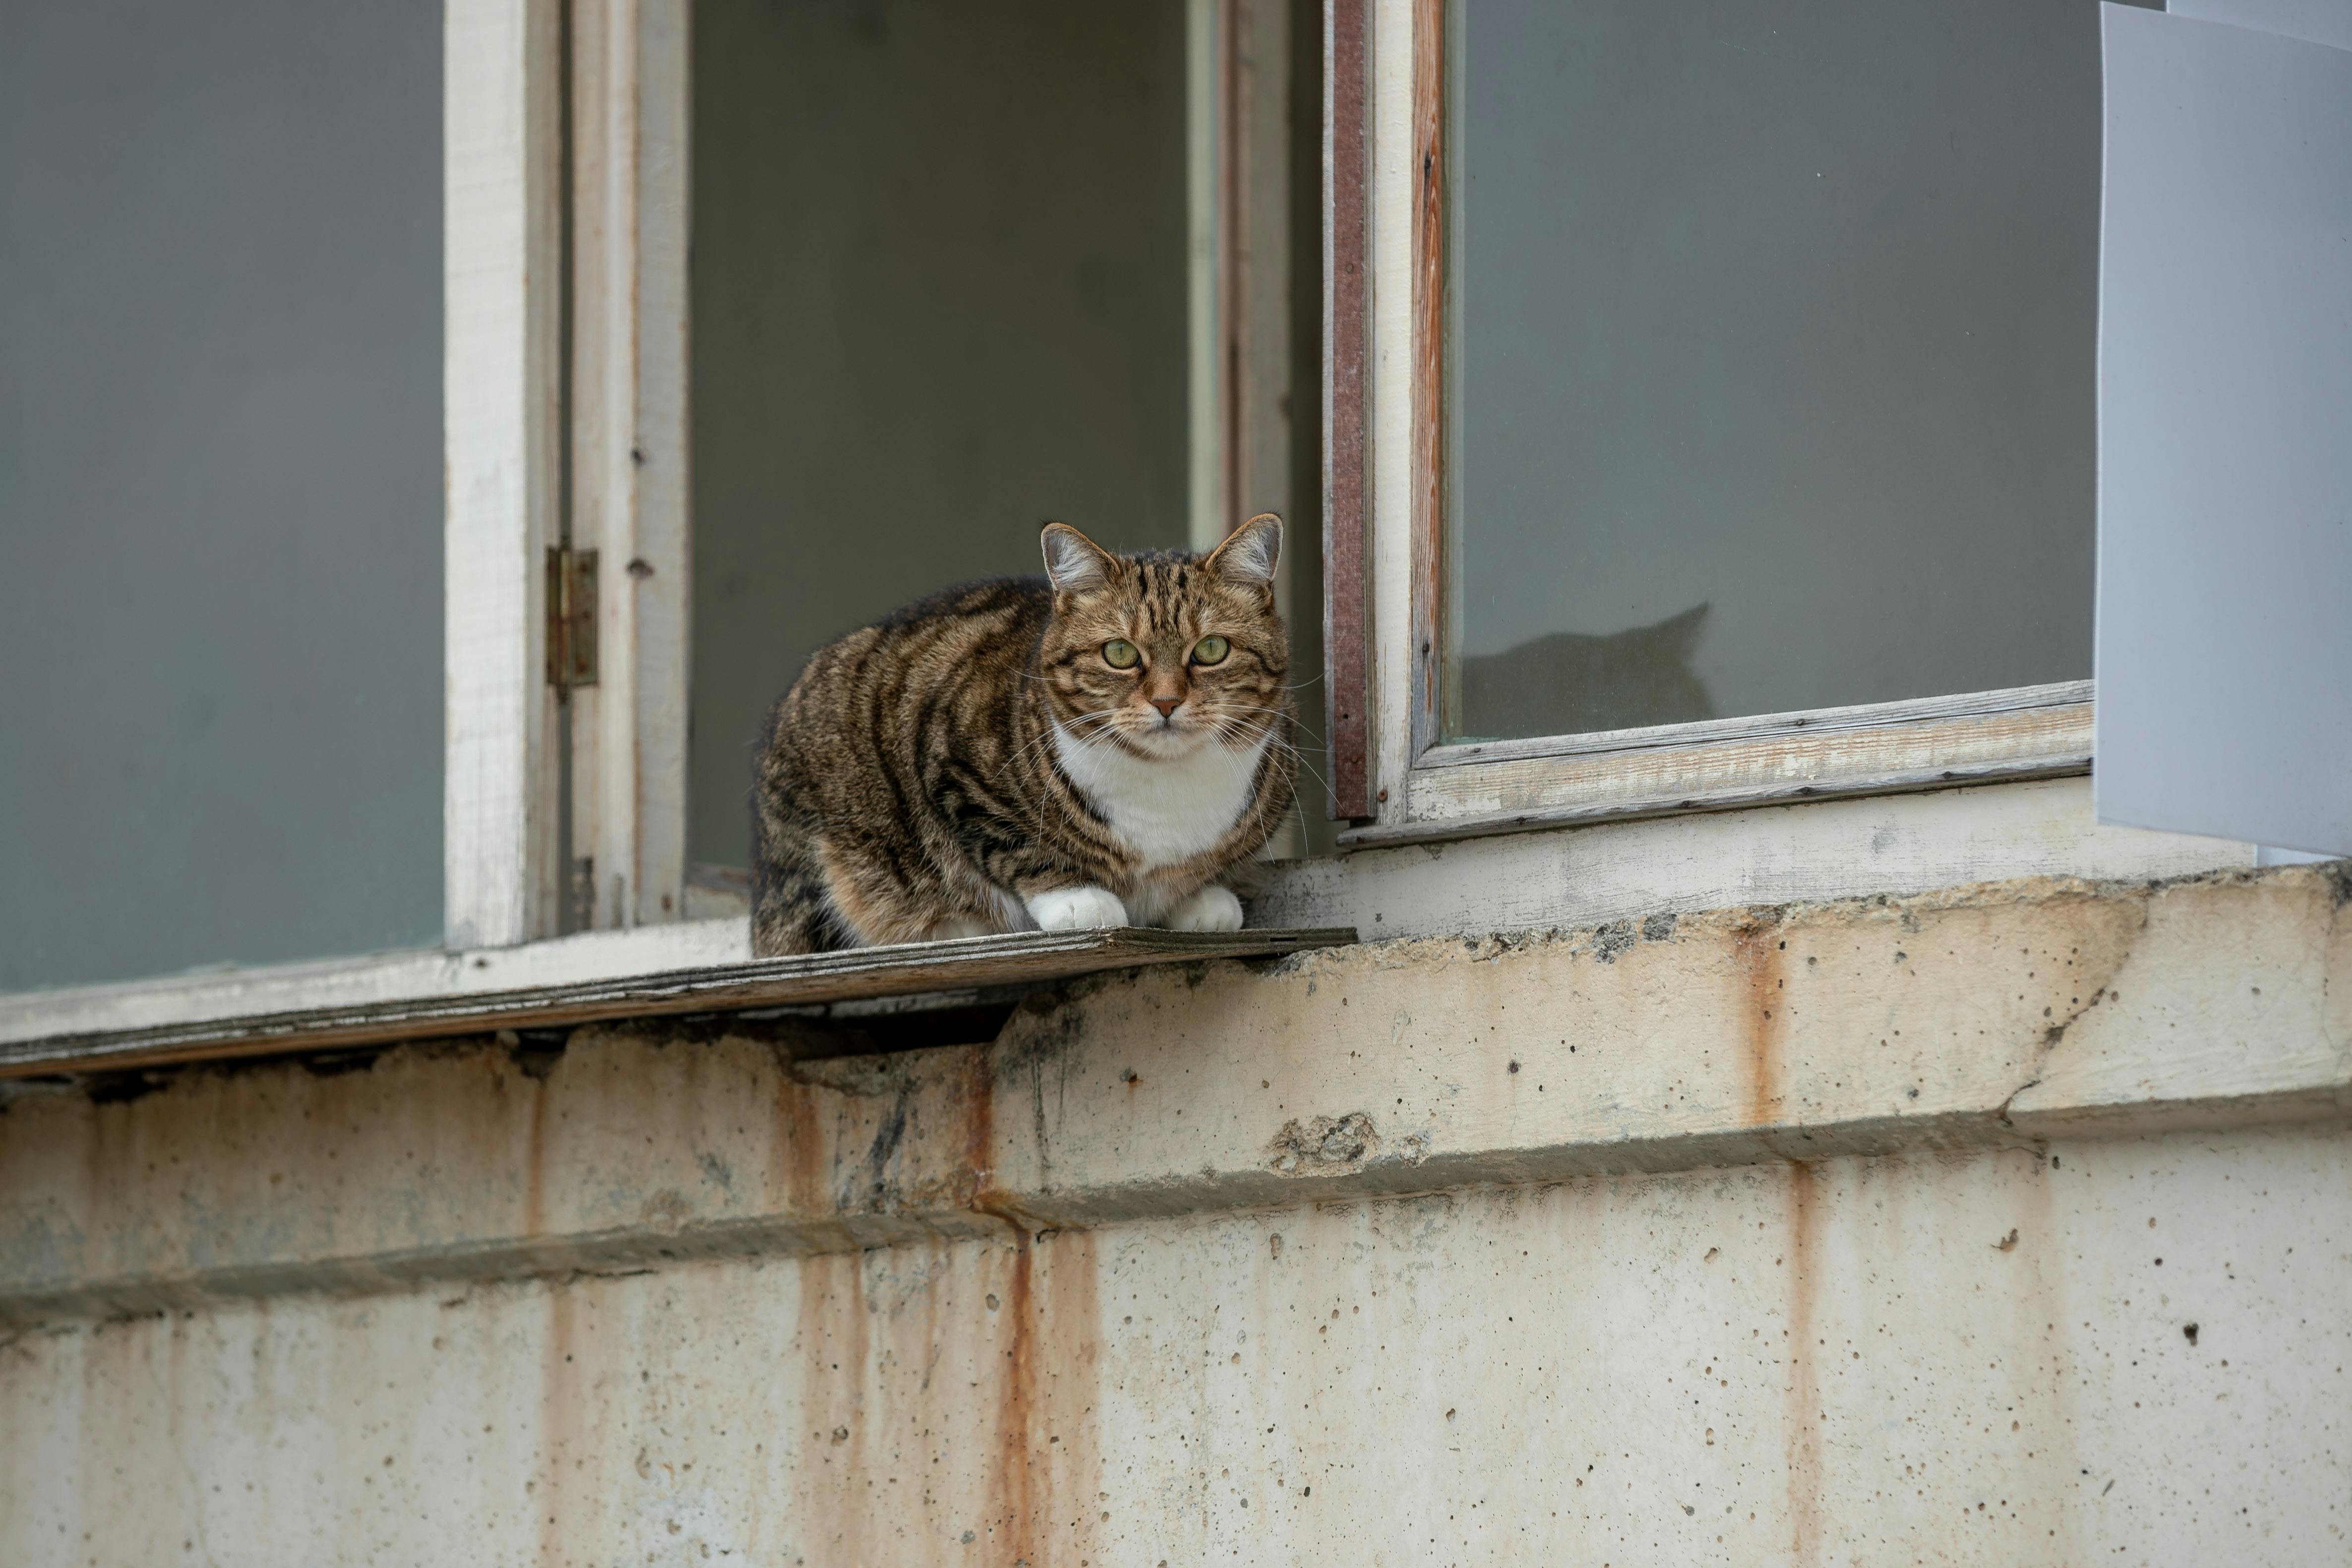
[1420,681,2093,771]
[1339,753,2093,850]
[1366,0,1419,822]
[1407,0,1446,762]
[1380,700,2094,841]
[0,928,1358,1080]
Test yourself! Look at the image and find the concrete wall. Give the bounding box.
[3,862,2346,1564]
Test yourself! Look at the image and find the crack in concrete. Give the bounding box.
[1991,889,2150,1130]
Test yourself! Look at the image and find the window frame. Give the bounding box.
[0,0,2104,1028]
[0,0,697,1048]
[0,0,1335,1059]
[1320,0,2097,848]
[2,0,2303,1067]
[443,0,564,951]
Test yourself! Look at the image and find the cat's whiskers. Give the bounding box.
[1253,735,1331,804]
[1189,701,1310,755]
[1192,705,1332,801]
[1183,710,1326,805]
[997,707,1124,780]
[1206,702,1327,744]
[993,714,1124,809]
[1002,705,1172,847]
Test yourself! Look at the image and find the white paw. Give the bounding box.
[1025,885,1131,931]
[1163,883,1245,933]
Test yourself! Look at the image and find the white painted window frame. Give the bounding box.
[448,0,690,949]
[444,0,565,952]
[0,0,713,1048]
[1335,0,2096,851]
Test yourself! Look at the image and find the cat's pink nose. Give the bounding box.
[1150,697,1183,719]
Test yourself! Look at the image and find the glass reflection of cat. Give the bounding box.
[1455,603,1712,742]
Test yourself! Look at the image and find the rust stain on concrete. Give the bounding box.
[1049,1230,1106,1566]
[2016,1148,2079,1562]
[1784,1160,1821,1566]
[838,1257,876,1566]
[991,1238,1038,1564]
[522,1072,550,1240]
[989,1229,1102,1567]
[80,1098,118,1266]
[793,1250,879,1565]
[1737,919,1787,1129]
[539,1280,578,1568]
[963,1048,997,1213]
[774,1072,823,1220]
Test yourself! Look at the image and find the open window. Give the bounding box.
[553,0,1334,936]
[2,0,1342,1071]
[13,0,2335,1073]
[684,0,1321,905]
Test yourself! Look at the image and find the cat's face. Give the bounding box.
[1036,516,1287,758]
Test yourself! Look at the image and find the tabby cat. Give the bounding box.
[751,514,1296,955]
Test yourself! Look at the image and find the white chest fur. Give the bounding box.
[1052,724,1270,872]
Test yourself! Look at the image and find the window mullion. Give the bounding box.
[445,0,567,950]
[567,0,692,930]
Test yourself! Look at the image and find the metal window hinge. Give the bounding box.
[546,544,599,692]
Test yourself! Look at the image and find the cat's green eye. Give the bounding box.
[1190,635,1230,666]
[1101,639,1141,670]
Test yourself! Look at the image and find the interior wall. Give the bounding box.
[1286,0,1335,846]
[689,0,1193,871]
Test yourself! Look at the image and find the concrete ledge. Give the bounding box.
[2,865,2344,1325]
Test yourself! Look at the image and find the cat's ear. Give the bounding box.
[1040,523,1117,595]
[1204,512,1281,588]
[1644,602,1711,658]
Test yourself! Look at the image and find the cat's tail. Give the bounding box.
[751,832,843,957]
[751,711,849,957]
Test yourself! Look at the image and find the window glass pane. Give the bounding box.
[691,0,1192,872]
[0,2,442,990]
[1447,0,2121,743]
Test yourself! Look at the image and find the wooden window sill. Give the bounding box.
[0,927,1357,1081]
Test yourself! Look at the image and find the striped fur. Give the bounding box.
[751,516,1297,954]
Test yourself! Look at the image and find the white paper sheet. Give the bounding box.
[2095,4,2352,855]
